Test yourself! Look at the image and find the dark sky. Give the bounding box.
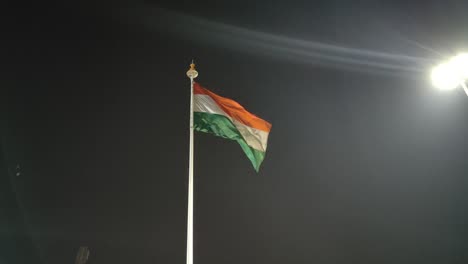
[3,1,468,263]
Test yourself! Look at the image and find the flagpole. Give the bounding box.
[186,61,198,264]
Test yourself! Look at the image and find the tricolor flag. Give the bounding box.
[193,82,272,171]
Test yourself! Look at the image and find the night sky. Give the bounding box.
[3,1,468,263]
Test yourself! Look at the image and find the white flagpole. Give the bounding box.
[186,61,198,264]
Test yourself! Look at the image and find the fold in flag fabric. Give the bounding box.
[193,82,272,171]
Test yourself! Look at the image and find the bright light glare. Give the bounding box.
[431,53,468,91]
[431,62,461,90]
[450,53,468,79]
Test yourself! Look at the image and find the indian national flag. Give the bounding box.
[193,82,272,171]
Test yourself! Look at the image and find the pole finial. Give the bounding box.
[187,60,198,79]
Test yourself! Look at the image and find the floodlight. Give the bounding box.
[431,53,468,95]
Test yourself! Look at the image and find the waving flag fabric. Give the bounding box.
[193,82,272,171]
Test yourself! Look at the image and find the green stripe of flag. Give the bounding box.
[193,112,266,172]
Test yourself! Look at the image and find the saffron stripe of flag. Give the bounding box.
[193,82,272,171]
